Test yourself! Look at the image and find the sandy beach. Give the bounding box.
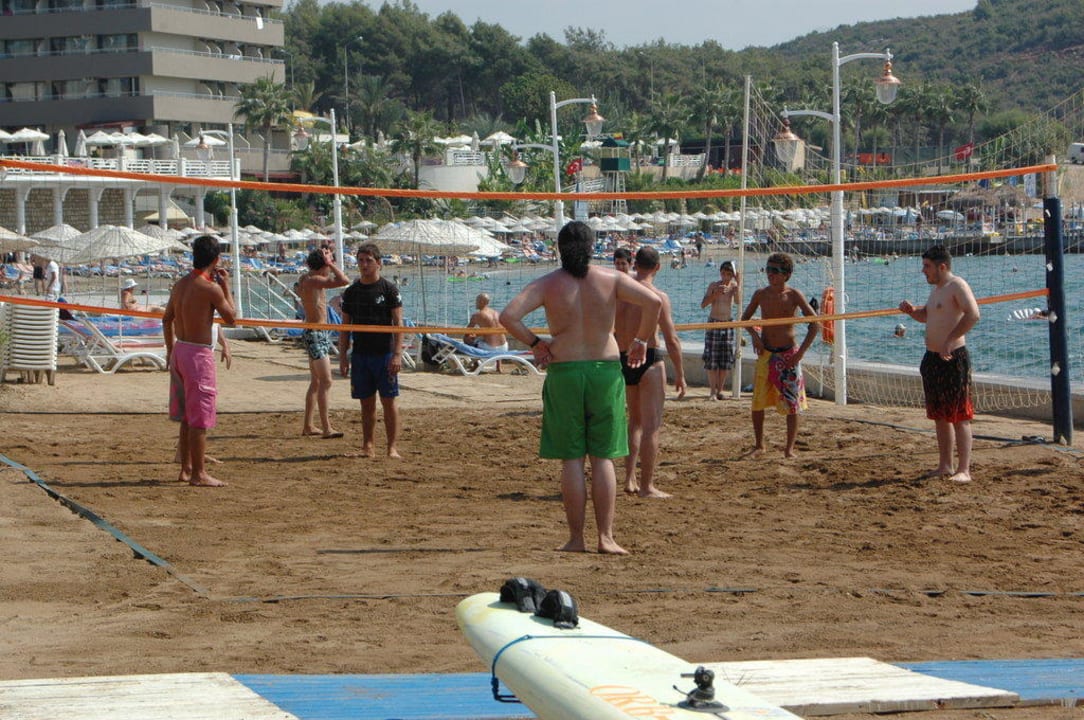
[1,338,1081,720]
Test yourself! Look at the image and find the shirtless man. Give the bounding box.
[464,293,508,371]
[297,247,349,438]
[740,252,818,458]
[700,260,739,399]
[162,235,236,487]
[500,221,661,555]
[615,246,686,498]
[899,245,980,482]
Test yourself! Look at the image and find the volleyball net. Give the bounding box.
[0,132,1073,418]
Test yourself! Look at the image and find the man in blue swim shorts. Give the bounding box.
[500,221,661,555]
[297,246,349,439]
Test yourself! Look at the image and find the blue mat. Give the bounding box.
[900,659,1083,703]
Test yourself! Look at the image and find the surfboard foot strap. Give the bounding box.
[675,666,729,713]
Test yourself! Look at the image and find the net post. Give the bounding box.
[1043,155,1072,444]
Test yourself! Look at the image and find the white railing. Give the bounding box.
[447,150,486,166]
[668,153,706,168]
[0,154,235,178]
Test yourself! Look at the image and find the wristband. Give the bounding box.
[632,337,648,347]
[530,336,542,348]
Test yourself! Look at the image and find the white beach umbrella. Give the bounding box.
[41,225,188,265]
[0,226,39,254]
[31,223,84,246]
[0,129,12,142]
[9,127,50,143]
[73,130,89,158]
[482,131,516,146]
[183,134,227,147]
[56,129,69,158]
[84,130,118,147]
[373,219,484,255]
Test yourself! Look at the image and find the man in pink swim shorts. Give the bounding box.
[163,234,236,487]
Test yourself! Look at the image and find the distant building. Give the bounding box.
[0,0,284,153]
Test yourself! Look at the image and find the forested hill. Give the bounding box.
[767,0,1084,112]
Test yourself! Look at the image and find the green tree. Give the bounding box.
[235,75,294,181]
[391,109,443,188]
[648,93,691,181]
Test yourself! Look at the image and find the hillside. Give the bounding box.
[771,0,1084,113]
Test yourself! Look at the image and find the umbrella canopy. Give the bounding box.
[183,134,227,147]
[468,234,513,258]
[0,129,12,142]
[56,129,68,158]
[38,225,188,265]
[74,129,88,158]
[482,131,516,146]
[83,130,122,147]
[8,127,50,142]
[0,226,39,254]
[373,219,485,255]
[31,223,84,246]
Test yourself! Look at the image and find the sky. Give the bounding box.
[399,0,977,50]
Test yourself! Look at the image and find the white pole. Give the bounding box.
[830,41,847,406]
[228,122,243,318]
[734,74,752,400]
[549,90,564,235]
[331,108,345,265]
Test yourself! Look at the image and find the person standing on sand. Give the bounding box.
[740,252,818,458]
[615,246,686,498]
[297,246,349,438]
[700,260,739,400]
[162,234,236,487]
[500,221,661,555]
[899,245,980,483]
[338,243,404,459]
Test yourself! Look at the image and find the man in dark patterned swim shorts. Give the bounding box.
[899,245,981,483]
[297,246,350,438]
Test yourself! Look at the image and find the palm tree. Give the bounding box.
[391,109,443,188]
[690,82,727,180]
[956,82,989,146]
[926,84,957,175]
[648,92,691,181]
[291,80,323,113]
[235,76,294,181]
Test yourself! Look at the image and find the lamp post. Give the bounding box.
[549,91,604,235]
[342,35,363,135]
[773,41,900,406]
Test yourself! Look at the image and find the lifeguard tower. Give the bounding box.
[598,137,631,215]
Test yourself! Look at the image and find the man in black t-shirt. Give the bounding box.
[338,243,404,458]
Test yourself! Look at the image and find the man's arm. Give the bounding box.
[792,289,819,363]
[499,280,549,365]
[210,269,237,326]
[658,293,686,398]
[700,282,718,309]
[388,306,404,375]
[945,278,981,350]
[740,289,764,353]
[338,309,352,376]
[899,300,928,323]
[162,296,176,360]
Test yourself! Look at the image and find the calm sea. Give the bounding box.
[393,252,1080,385]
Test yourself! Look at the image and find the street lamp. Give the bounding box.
[548,91,604,235]
[772,41,900,406]
[343,35,363,135]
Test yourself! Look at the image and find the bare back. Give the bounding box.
[468,306,505,346]
[164,271,233,346]
[541,266,623,361]
[615,282,667,349]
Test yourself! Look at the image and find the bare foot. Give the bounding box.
[387,448,402,459]
[302,428,321,436]
[178,471,191,483]
[950,471,972,483]
[321,431,344,439]
[624,483,639,495]
[638,488,671,498]
[920,468,953,480]
[784,449,797,459]
[743,447,765,459]
[598,539,629,555]
[189,474,226,487]
[559,540,587,552]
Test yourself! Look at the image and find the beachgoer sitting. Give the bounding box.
[120,278,165,313]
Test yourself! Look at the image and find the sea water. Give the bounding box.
[393,252,1080,385]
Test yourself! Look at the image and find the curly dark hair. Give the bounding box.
[557,221,593,279]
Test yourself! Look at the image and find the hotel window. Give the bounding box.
[101,76,135,97]
[99,33,137,52]
[5,39,36,57]
[48,0,84,10]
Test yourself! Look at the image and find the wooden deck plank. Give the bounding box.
[700,657,1019,716]
[0,672,296,720]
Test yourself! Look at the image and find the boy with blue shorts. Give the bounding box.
[338,243,404,458]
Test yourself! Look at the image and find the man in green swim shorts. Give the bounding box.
[500,221,661,555]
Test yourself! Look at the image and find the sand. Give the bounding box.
[1,339,1081,720]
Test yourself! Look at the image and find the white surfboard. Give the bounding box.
[457,592,804,720]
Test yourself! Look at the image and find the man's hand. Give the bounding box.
[339,356,350,378]
[626,340,647,368]
[530,339,552,369]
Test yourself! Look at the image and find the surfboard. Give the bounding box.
[457,592,804,720]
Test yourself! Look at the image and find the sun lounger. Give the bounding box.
[425,332,542,376]
[59,314,167,374]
